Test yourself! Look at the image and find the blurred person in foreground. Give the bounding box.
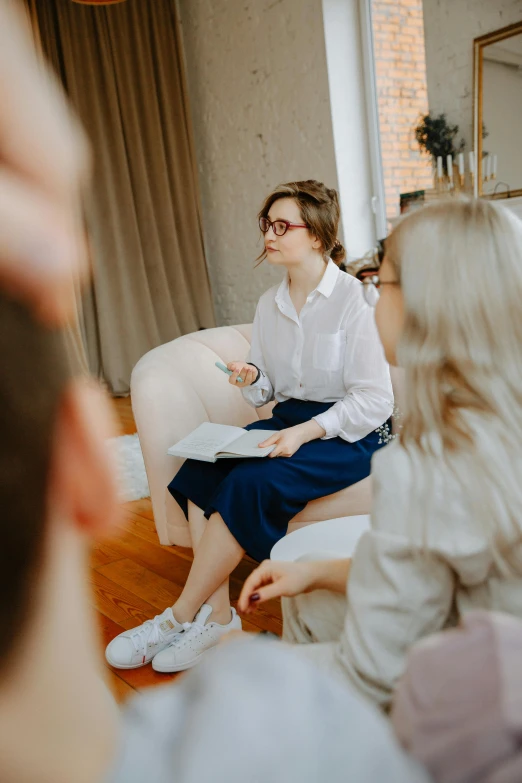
[0,3,426,782]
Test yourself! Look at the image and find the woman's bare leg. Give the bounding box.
[182,500,233,624]
[172,503,244,625]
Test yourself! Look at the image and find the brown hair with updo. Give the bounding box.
[256,180,346,267]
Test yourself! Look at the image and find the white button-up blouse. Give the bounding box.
[242,260,394,442]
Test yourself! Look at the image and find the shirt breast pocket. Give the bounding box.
[313,331,346,372]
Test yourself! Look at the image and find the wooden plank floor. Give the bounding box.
[95,397,282,703]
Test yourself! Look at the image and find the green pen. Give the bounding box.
[215,361,244,382]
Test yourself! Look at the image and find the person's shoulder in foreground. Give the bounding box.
[107,638,430,783]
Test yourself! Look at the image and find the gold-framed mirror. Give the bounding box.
[473,20,522,199]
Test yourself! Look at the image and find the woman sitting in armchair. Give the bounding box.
[106,179,393,672]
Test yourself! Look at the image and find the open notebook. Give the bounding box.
[167,422,279,463]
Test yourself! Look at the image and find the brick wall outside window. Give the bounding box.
[372,0,433,221]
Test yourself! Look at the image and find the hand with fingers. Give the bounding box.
[238,559,318,614]
[227,362,258,387]
[259,420,326,458]
[259,426,309,458]
[0,1,90,325]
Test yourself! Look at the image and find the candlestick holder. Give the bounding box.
[435,174,445,194]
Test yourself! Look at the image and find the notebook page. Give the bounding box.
[217,429,279,458]
[168,422,246,461]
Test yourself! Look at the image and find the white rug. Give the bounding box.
[109,433,150,503]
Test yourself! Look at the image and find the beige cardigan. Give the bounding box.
[335,438,522,709]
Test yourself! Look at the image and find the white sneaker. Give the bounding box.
[152,604,242,673]
[105,607,186,669]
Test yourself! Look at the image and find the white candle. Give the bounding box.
[469,151,475,174]
[458,153,465,176]
[437,156,443,179]
[486,154,491,180]
[447,154,453,183]
[482,155,487,179]
[492,154,497,178]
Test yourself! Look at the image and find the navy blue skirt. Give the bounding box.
[168,399,387,562]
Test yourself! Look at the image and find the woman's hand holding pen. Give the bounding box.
[227,361,257,387]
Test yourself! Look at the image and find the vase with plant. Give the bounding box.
[414,113,465,176]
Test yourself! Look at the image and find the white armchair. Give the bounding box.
[131,324,401,547]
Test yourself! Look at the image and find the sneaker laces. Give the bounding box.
[129,615,184,655]
[171,620,206,650]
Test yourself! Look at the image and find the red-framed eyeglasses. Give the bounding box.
[259,217,308,237]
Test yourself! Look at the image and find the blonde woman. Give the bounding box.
[240,198,522,710]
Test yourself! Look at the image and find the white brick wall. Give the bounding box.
[423,0,522,147]
[178,0,338,326]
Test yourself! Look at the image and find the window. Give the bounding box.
[370,0,432,222]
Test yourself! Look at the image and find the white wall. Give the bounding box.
[482,58,522,192]
[422,0,522,148]
[178,0,338,326]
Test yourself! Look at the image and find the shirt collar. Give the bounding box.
[275,274,290,306]
[316,259,339,298]
[275,258,339,311]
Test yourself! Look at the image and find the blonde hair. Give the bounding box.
[387,198,522,570]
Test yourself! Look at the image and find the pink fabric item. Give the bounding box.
[391,611,522,783]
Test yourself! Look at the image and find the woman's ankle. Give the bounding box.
[207,605,233,626]
[172,600,232,626]
[171,601,196,624]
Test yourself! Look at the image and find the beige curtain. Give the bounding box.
[29,0,215,394]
